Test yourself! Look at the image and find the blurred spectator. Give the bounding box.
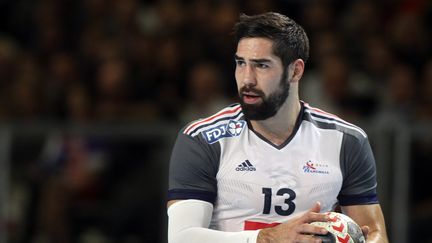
[375,63,417,123]
[33,132,109,243]
[301,0,335,33]
[362,36,397,83]
[341,0,384,40]
[389,11,430,68]
[8,53,43,120]
[152,37,184,120]
[93,57,132,120]
[9,78,42,120]
[43,52,81,119]
[0,37,18,88]
[180,61,233,123]
[308,30,344,67]
[416,59,432,121]
[147,0,187,36]
[301,54,376,121]
[63,83,92,122]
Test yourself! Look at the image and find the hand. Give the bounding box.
[257,202,330,243]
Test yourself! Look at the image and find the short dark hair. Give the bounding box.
[233,12,310,67]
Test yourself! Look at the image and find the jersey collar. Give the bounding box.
[245,101,305,150]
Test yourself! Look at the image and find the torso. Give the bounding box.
[168,102,377,232]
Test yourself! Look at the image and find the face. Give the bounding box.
[235,37,290,120]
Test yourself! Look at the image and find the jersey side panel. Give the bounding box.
[338,134,378,205]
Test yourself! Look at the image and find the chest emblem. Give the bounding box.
[235,159,256,171]
[302,160,330,174]
[202,120,246,144]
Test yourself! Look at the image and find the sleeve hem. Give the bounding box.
[168,189,216,204]
[338,193,378,206]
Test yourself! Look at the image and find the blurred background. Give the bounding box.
[0,0,431,242]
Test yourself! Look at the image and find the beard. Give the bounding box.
[239,70,290,120]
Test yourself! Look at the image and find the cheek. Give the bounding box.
[234,68,242,87]
[264,74,283,92]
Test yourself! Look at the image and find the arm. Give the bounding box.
[341,204,388,243]
[339,133,388,242]
[167,199,259,243]
[168,200,330,243]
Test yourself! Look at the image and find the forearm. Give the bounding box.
[168,199,259,243]
[341,204,389,243]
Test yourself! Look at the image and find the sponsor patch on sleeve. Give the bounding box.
[202,120,246,144]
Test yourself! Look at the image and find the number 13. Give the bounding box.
[262,187,296,216]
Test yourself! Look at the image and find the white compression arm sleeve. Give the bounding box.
[168,199,259,243]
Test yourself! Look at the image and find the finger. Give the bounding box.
[361,225,369,238]
[309,201,321,213]
[294,233,323,243]
[290,202,323,222]
[301,211,330,223]
[297,223,328,235]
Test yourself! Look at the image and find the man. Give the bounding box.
[167,12,388,243]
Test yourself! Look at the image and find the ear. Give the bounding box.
[288,59,305,83]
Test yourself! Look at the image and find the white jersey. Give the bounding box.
[168,102,378,232]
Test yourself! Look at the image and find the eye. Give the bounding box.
[256,63,270,69]
[235,59,246,66]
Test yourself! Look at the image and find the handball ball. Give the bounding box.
[311,212,365,243]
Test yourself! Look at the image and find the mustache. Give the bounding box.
[239,86,265,97]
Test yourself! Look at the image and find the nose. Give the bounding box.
[240,64,257,87]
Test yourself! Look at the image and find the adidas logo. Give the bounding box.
[236,160,256,171]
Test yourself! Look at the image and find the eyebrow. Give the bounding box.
[234,54,272,64]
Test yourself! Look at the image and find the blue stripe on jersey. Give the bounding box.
[167,189,216,204]
[308,112,364,133]
[304,110,367,138]
[337,193,378,206]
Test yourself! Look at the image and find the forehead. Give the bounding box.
[236,37,276,59]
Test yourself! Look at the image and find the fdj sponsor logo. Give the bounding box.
[205,125,227,141]
[203,120,246,143]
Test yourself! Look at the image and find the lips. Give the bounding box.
[242,92,261,104]
[240,87,265,104]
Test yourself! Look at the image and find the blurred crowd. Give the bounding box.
[0,0,431,124]
[0,0,431,242]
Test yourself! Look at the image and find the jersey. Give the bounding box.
[168,101,378,232]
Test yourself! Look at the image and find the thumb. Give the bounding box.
[361,225,370,239]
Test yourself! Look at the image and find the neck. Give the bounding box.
[250,86,301,146]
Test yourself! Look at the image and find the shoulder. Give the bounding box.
[302,102,367,141]
[182,103,245,139]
